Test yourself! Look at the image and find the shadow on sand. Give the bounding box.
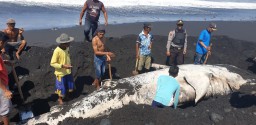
[104,66,121,79]
[73,75,94,98]
[246,57,256,73]
[230,92,256,108]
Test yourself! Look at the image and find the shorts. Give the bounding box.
[94,55,106,79]
[5,41,24,52]
[138,55,151,71]
[4,41,27,60]
[55,74,74,97]
[0,88,12,116]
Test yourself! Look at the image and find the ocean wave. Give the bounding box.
[1,0,256,9]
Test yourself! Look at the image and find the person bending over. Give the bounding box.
[152,66,180,109]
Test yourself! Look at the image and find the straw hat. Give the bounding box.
[56,33,74,43]
[7,18,15,24]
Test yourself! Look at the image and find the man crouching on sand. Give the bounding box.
[2,18,27,60]
[92,27,114,90]
[152,66,180,109]
[0,31,12,125]
[50,33,74,105]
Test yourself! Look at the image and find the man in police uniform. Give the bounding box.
[166,20,188,66]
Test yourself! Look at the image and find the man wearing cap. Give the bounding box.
[92,27,114,90]
[2,18,27,60]
[136,23,153,74]
[50,33,75,105]
[194,23,217,64]
[0,31,13,125]
[166,20,188,66]
[79,0,108,42]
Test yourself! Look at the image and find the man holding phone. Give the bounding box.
[50,33,75,105]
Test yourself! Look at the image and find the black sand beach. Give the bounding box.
[6,21,256,125]
[24,21,256,47]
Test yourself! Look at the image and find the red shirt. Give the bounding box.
[0,56,8,86]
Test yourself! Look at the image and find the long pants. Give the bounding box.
[166,47,184,66]
[138,55,151,71]
[84,19,98,42]
[152,100,166,108]
[194,52,207,64]
[94,55,106,79]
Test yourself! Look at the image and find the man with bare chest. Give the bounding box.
[92,27,114,90]
[2,19,27,60]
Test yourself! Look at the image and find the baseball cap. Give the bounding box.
[209,23,217,30]
[143,23,152,28]
[177,20,184,25]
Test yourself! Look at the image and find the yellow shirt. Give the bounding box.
[50,46,71,78]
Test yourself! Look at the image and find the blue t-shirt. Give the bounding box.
[196,29,211,54]
[136,31,153,56]
[153,75,180,109]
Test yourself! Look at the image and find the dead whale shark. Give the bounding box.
[26,64,254,125]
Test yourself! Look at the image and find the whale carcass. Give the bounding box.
[26,64,254,125]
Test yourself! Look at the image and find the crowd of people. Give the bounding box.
[0,0,218,124]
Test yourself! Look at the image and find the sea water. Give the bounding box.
[0,0,256,30]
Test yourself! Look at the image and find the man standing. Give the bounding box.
[0,31,12,125]
[50,33,75,105]
[92,27,114,90]
[2,19,27,60]
[194,23,217,64]
[79,0,108,42]
[166,20,188,66]
[152,66,180,109]
[136,23,153,74]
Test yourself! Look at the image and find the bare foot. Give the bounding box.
[58,98,63,105]
[95,79,100,90]
[96,86,100,90]
[92,80,96,86]
[16,52,20,60]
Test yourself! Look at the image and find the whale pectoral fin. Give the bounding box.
[185,73,210,104]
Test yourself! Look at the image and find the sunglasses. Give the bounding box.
[177,24,183,26]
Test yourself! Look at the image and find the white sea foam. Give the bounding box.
[1,0,256,9]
